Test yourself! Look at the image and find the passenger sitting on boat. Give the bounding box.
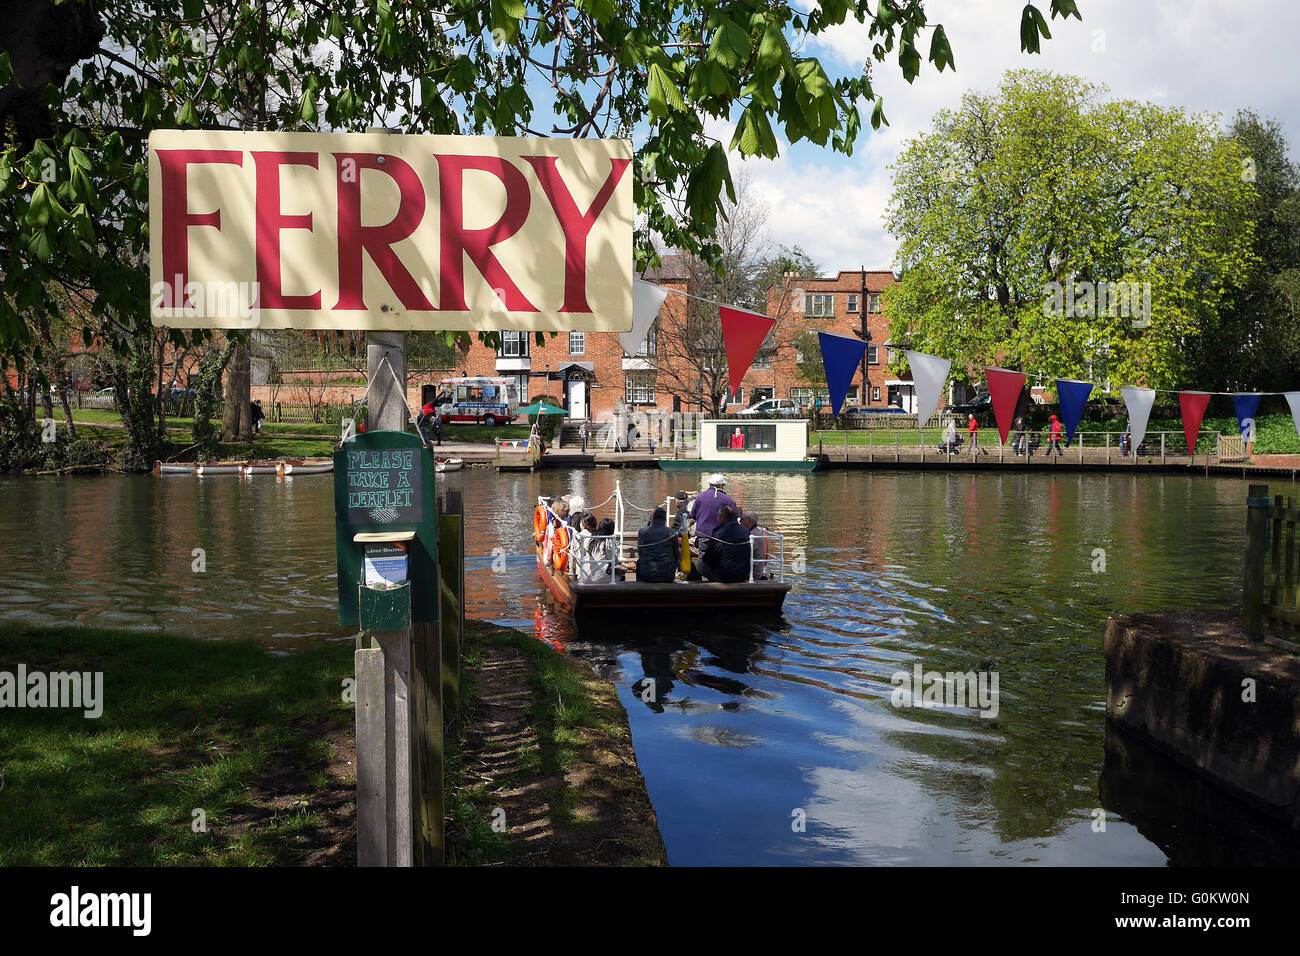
[575,514,606,584]
[739,511,770,579]
[672,491,691,533]
[591,517,620,583]
[566,495,586,530]
[699,505,751,583]
[690,474,735,543]
[636,507,680,583]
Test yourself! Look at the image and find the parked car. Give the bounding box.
[736,398,801,417]
[946,392,993,418]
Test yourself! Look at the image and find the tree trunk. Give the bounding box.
[221,343,252,442]
[57,373,76,439]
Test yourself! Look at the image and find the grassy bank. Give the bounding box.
[0,625,356,865]
[0,620,665,866]
[445,621,666,866]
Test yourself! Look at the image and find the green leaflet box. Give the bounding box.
[334,431,438,628]
[358,581,412,632]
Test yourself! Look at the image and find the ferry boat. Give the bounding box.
[533,483,790,617]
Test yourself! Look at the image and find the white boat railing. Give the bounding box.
[748,531,785,583]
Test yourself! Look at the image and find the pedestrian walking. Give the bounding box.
[967,414,988,457]
[1047,414,1064,457]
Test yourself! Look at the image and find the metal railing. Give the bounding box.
[813,429,1228,465]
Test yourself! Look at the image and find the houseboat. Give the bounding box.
[658,418,817,473]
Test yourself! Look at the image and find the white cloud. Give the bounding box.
[725,0,1300,272]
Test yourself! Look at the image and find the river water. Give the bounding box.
[3,468,1299,865]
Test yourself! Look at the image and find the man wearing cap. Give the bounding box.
[690,474,736,544]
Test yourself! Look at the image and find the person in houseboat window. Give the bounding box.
[731,427,745,449]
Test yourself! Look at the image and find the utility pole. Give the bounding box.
[858,265,871,407]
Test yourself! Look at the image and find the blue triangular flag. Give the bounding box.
[1055,379,1094,447]
[1234,393,1262,442]
[818,332,869,418]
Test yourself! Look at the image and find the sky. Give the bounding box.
[707,0,1300,275]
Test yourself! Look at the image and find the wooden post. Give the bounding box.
[355,641,387,866]
[367,331,408,433]
[1079,432,1084,465]
[894,430,899,463]
[1106,432,1110,466]
[869,430,873,463]
[844,428,848,463]
[1244,483,1269,640]
[1161,432,1166,465]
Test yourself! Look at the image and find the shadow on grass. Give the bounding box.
[0,624,355,866]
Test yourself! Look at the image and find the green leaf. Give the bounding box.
[899,40,921,83]
[929,25,955,72]
[1050,0,1082,20]
[177,99,198,126]
[1020,5,1040,53]
[756,21,792,72]
[731,104,778,159]
[871,97,888,129]
[647,63,685,118]
[300,90,318,125]
[708,15,753,71]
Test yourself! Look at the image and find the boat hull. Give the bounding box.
[536,544,788,617]
[657,459,817,473]
[280,459,334,476]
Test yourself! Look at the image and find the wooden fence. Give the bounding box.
[1243,483,1300,640]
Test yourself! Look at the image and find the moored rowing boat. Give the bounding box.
[278,458,334,476]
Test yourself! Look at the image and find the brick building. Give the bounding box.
[454,257,908,421]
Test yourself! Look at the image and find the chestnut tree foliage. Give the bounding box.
[0,0,1083,361]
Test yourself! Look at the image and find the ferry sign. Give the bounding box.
[148,130,633,333]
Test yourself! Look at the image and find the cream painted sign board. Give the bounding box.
[148,130,633,331]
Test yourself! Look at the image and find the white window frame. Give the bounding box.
[868,293,881,313]
[500,330,528,357]
[872,386,881,402]
[867,345,879,365]
[804,293,835,317]
[847,293,859,313]
[569,331,585,356]
[625,370,655,404]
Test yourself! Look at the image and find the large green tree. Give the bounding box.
[884,70,1256,391]
[1189,109,1300,392]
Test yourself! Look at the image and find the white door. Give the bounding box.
[569,381,587,420]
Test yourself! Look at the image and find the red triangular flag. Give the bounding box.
[984,367,1027,445]
[719,306,776,398]
[1179,391,1211,456]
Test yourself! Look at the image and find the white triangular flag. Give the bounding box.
[1286,392,1300,443]
[905,350,951,427]
[1120,386,1156,452]
[622,279,669,356]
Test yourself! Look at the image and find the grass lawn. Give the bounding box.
[0,624,355,865]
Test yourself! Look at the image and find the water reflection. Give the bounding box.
[1,468,1297,865]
